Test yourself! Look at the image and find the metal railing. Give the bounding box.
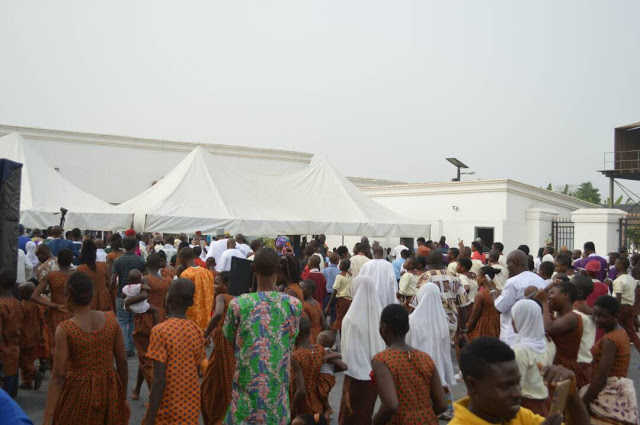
[603,150,640,172]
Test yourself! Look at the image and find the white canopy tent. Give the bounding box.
[117,146,427,237]
[0,132,132,230]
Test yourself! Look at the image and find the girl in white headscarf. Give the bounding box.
[338,275,385,425]
[26,241,39,268]
[406,282,456,419]
[511,298,556,416]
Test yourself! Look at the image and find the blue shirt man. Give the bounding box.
[322,259,340,294]
[392,256,406,281]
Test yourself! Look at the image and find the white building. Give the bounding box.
[359,179,597,253]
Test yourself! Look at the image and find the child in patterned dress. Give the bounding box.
[316,330,347,421]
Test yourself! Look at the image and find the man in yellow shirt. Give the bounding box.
[449,337,589,425]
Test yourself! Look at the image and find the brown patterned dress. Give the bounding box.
[303,300,324,343]
[291,344,325,418]
[77,263,112,311]
[591,327,630,379]
[201,294,236,425]
[550,312,588,388]
[288,283,304,302]
[52,311,130,424]
[372,348,439,425]
[0,297,23,379]
[46,270,73,356]
[467,288,501,341]
[133,271,172,386]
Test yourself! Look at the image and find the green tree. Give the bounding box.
[574,181,601,205]
[562,184,570,195]
[546,183,553,191]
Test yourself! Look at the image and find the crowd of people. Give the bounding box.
[1,227,639,424]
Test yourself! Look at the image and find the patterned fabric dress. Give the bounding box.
[288,283,304,301]
[143,317,205,425]
[181,266,215,330]
[201,294,236,425]
[0,297,23,378]
[550,312,588,388]
[46,271,73,356]
[19,300,41,385]
[291,344,325,418]
[34,303,50,359]
[467,288,500,341]
[372,349,439,425]
[52,312,130,425]
[303,300,324,342]
[134,271,172,386]
[77,263,112,311]
[223,291,302,425]
[579,327,637,425]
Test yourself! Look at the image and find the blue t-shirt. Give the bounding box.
[392,257,406,280]
[322,264,340,293]
[18,235,31,253]
[0,389,33,424]
[47,238,78,258]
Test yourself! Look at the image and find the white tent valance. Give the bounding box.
[117,146,428,237]
[0,132,132,230]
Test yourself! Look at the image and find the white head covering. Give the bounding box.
[341,275,385,381]
[511,299,547,354]
[26,241,38,267]
[406,282,455,387]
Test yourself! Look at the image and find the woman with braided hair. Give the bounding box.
[43,271,130,425]
[279,253,304,301]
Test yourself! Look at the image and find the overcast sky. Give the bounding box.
[2,1,639,199]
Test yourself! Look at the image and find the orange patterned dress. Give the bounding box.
[143,317,205,425]
[291,344,325,418]
[46,270,73,356]
[303,300,324,342]
[372,349,439,425]
[0,297,23,378]
[134,271,172,386]
[106,250,123,302]
[181,267,215,330]
[467,288,501,341]
[77,263,112,311]
[550,312,588,388]
[591,327,630,379]
[52,312,130,424]
[288,283,304,301]
[19,300,41,385]
[201,294,236,425]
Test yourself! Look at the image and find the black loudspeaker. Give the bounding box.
[0,159,23,273]
[229,257,254,296]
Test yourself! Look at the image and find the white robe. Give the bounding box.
[358,259,399,308]
[341,275,385,381]
[406,283,455,387]
[205,238,229,264]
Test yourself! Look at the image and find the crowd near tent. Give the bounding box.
[117,146,427,237]
[0,132,132,230]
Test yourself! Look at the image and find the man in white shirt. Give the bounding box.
[17,248,33,284]
[160,235,178,263]
[217,239,246,272]
[494,250,546,345]
[573,275,596,374]
[392,244,408,259]
[349,242,371,276]
[234,234,251,258]
[542,246,555,263]
[488,250,507,290]
[205,237,230,264]
[359,245,398,308]
[95,238,108,262]
[491,242,508,269]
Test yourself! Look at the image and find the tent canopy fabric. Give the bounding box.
[117,146,428,237]
[0,132,132,230]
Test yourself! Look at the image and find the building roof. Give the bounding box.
[0,123,313,164]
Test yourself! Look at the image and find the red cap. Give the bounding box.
[585,260,601,272]
[125,228,136,237]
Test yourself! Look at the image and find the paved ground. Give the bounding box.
[16,345,640,424]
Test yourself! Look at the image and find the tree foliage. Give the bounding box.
[574,181,601,205]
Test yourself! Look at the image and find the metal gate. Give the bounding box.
[619,213,640,251]
[551,218,574,251]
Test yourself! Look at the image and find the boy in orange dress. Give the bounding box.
[144,278,205,425]
[316,330,347,421]
[17,282,44,390]
[0,268,23,398]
